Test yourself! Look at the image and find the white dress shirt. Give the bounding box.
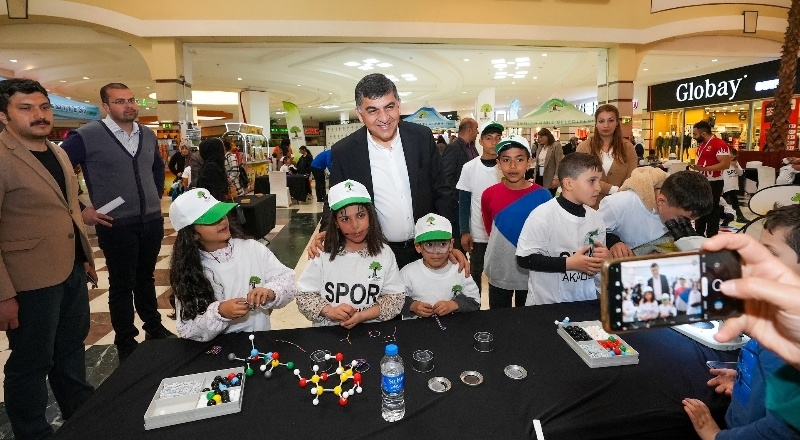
[367,130,415,242]
[102,115,140,156]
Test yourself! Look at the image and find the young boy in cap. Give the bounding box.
[516,153,609,305]
[481,135,552,308]
[400,213,480,318]
[455,122,504,295]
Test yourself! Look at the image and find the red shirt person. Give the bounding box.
[689,120,731,238]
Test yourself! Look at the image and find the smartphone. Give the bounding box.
[601,250,743,333]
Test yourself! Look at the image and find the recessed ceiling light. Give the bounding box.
[377,62,393,68]
[275,111,286,115]
[145,107,150,110]
[328,92,333,95]
[515,57,530,62]
[344,61,360,67]
[512,82,516,84]
[643,68,649,71]
[405,77,417,81]
[516,62,530,67]
[462,91,467,93]
[146,86,150,89]
[712,59,718,62]
[297,84,302,87]
[66,97,71,99]
[237,77,242,81]
[10,59,18,63]
[494,64,507,69]
[541,53,548,57]
[60,80,66,82]
[463,58,469,62]
[491,59,506,64]
[532,76,538,79]
[357,65,373,71]
[84,100,89,103]
[82,76,90,80]
[363,58,380,64]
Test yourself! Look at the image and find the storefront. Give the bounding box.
[648,57,800,160]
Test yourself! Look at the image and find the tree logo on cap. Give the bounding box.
[344,181,354,192]
[197,190,208,200]
[368,261,383,280]
[426,215,436,226]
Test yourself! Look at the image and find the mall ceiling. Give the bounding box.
[0,24,783,124]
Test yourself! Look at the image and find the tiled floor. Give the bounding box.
[0,186,751,438]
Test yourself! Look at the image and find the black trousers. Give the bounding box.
[311,167,327,202]
[488,284,528,309]
[695,180,724,238]
[5,262,93,440]
[470,241,488,296]
[387,241,422,270]
[95,217,164,355]
[722,190,744,218]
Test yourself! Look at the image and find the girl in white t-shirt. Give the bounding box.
[637,289,659,321]
[296,180,405,328]
[168,189,296,342]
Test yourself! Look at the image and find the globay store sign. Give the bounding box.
[649,57,800,111]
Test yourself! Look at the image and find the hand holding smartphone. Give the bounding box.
[600,250,743,333]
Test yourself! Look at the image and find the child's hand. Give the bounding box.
[410,301,434,318]
[340,310,368,329]
[609,242,635,258]
[323,304,356,322]
[567,247,605,275]
[682,398,721,440]
[707,368,736,396]
[247,287,275,307]
[219,298,250,319]
[432,300,458,316]
[591,242,610,260]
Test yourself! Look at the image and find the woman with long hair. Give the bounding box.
[533,128,564,196]
[576,104,638,207]
[196,138,230,201]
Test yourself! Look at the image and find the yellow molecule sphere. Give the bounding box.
[271,359,279,368]
[311,374,320,384]
[339,374,347,382]
[344,369,353,379]
[315,386,324,396]
[333,385,343,396]
[213,394,222,403]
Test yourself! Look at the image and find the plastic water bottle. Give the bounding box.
[380,344,405,422]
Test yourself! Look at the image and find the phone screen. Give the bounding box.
[602,251,742,332]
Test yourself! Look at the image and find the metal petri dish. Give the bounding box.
[504,365,528,380]
[460,370,484,386]
[428,377,451,393]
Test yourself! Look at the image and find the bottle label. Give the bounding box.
[382,373,404,393]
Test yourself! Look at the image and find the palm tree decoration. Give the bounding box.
[764,0,800,151]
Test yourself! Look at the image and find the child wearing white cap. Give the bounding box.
[168,189,296,341]
[400,213,480,318]
[296,180,405,328]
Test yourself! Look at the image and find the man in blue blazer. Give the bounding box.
[325,73,456,269]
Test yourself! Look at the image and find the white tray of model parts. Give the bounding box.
[557,320,639,368]
[144,367,245,430]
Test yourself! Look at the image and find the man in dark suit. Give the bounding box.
[325,73,458,269]
[441,117,478,248]
[647,263,671,299]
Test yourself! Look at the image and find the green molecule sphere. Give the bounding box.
[245,367,254,377]
[286,361,295,369]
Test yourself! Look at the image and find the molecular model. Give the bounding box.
[294,353,363,406]
[227,334,295,378]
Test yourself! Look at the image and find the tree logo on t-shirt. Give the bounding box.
[451,284,463,297]
[249,276,261,290]
[368,261,383,280]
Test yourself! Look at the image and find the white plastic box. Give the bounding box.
[557,320,639,368]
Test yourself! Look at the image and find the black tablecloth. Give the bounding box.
[53,302,736,440]
[253,175,270,194]
[287,174,309,201]
[234,194,276,238]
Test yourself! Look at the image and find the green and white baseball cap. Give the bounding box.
[329,179,372,211]
[480,122,504,136]
[169,188,237,231]
[494,134,531,155]
[414,213,452,243]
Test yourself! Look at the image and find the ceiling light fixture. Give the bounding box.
[237,77,242,81]
[712,59,718,62]
[541,53,548,57]
[82,76,89,80]
[10,59,18,63]
[643,68,649,71]
[463,58,469,62]
[363,58,380,64]
[344,61,360,67]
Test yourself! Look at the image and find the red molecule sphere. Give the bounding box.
[320,372,329,382]
[227,372,236,380]
[335,353,344,362]
[298,378,307,387]
[613,347,622,355]
[353,373,362,384]
[338,397,348,406]
[272,352,280,360]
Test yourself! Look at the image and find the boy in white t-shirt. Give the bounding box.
[516,153,610,305]
[600,169,713,257]
[455,122,504,295]
[401,213,480,318]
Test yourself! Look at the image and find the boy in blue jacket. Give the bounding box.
[683,204,800,440]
